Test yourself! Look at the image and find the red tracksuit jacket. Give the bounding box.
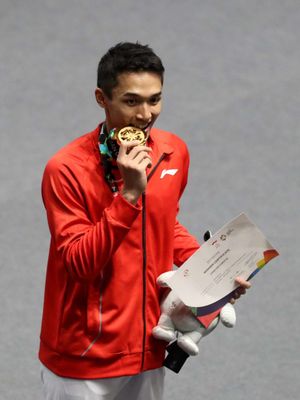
[39,125,200,379]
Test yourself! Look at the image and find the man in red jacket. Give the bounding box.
[39,42,250,400]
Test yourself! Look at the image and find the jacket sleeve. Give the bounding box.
[173,140,200,267]
[173,220,200,267]
[42,158,142,281]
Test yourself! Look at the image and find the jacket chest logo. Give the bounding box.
[160,169,178,179]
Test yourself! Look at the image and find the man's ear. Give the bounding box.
[95,88,107,108]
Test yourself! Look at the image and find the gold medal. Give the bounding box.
[113,126,149,145]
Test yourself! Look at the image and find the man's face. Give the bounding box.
[96,71,162,132]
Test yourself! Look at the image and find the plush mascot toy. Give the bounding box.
[152,270,236,372]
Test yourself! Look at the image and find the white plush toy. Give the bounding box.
[152,271,236,356]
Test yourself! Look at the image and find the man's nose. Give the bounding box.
[136,103,152,121]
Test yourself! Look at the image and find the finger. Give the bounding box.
[118,141,142,158]
[130,154,152,170]
[124,141,144,154]
[139,156,152,169]
[126,145,152,159]
[235,287,246,296]
[121,141,148,153]
[133,151,152,166]
[235,276,251,289]
[231,285,247,302]
[117,141,129,158]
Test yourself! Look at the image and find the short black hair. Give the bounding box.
[97,42,165,98]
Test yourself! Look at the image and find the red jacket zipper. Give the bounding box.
[140,153,166,371]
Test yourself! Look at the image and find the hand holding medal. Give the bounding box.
[114,126,152,205]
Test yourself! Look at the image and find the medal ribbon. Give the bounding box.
[98,124,121,195]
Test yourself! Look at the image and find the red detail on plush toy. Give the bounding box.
[197,308,222,329]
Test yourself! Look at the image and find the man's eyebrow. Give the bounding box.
[123,91,162,98]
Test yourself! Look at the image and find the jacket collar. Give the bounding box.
[148,128,174,156]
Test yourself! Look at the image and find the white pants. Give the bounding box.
[40,364,165,400]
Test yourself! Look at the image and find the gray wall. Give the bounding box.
[1,1,299,399]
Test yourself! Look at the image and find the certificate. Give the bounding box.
[168,213,279,315]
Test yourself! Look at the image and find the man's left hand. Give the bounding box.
[230,277,251,304]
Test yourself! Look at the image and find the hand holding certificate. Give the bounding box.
[168,213,279,315]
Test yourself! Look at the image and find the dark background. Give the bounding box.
[1,1,299,399]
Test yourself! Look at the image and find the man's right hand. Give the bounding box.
[117,141,152,205]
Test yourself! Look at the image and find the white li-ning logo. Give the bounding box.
[160,169,178,179]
